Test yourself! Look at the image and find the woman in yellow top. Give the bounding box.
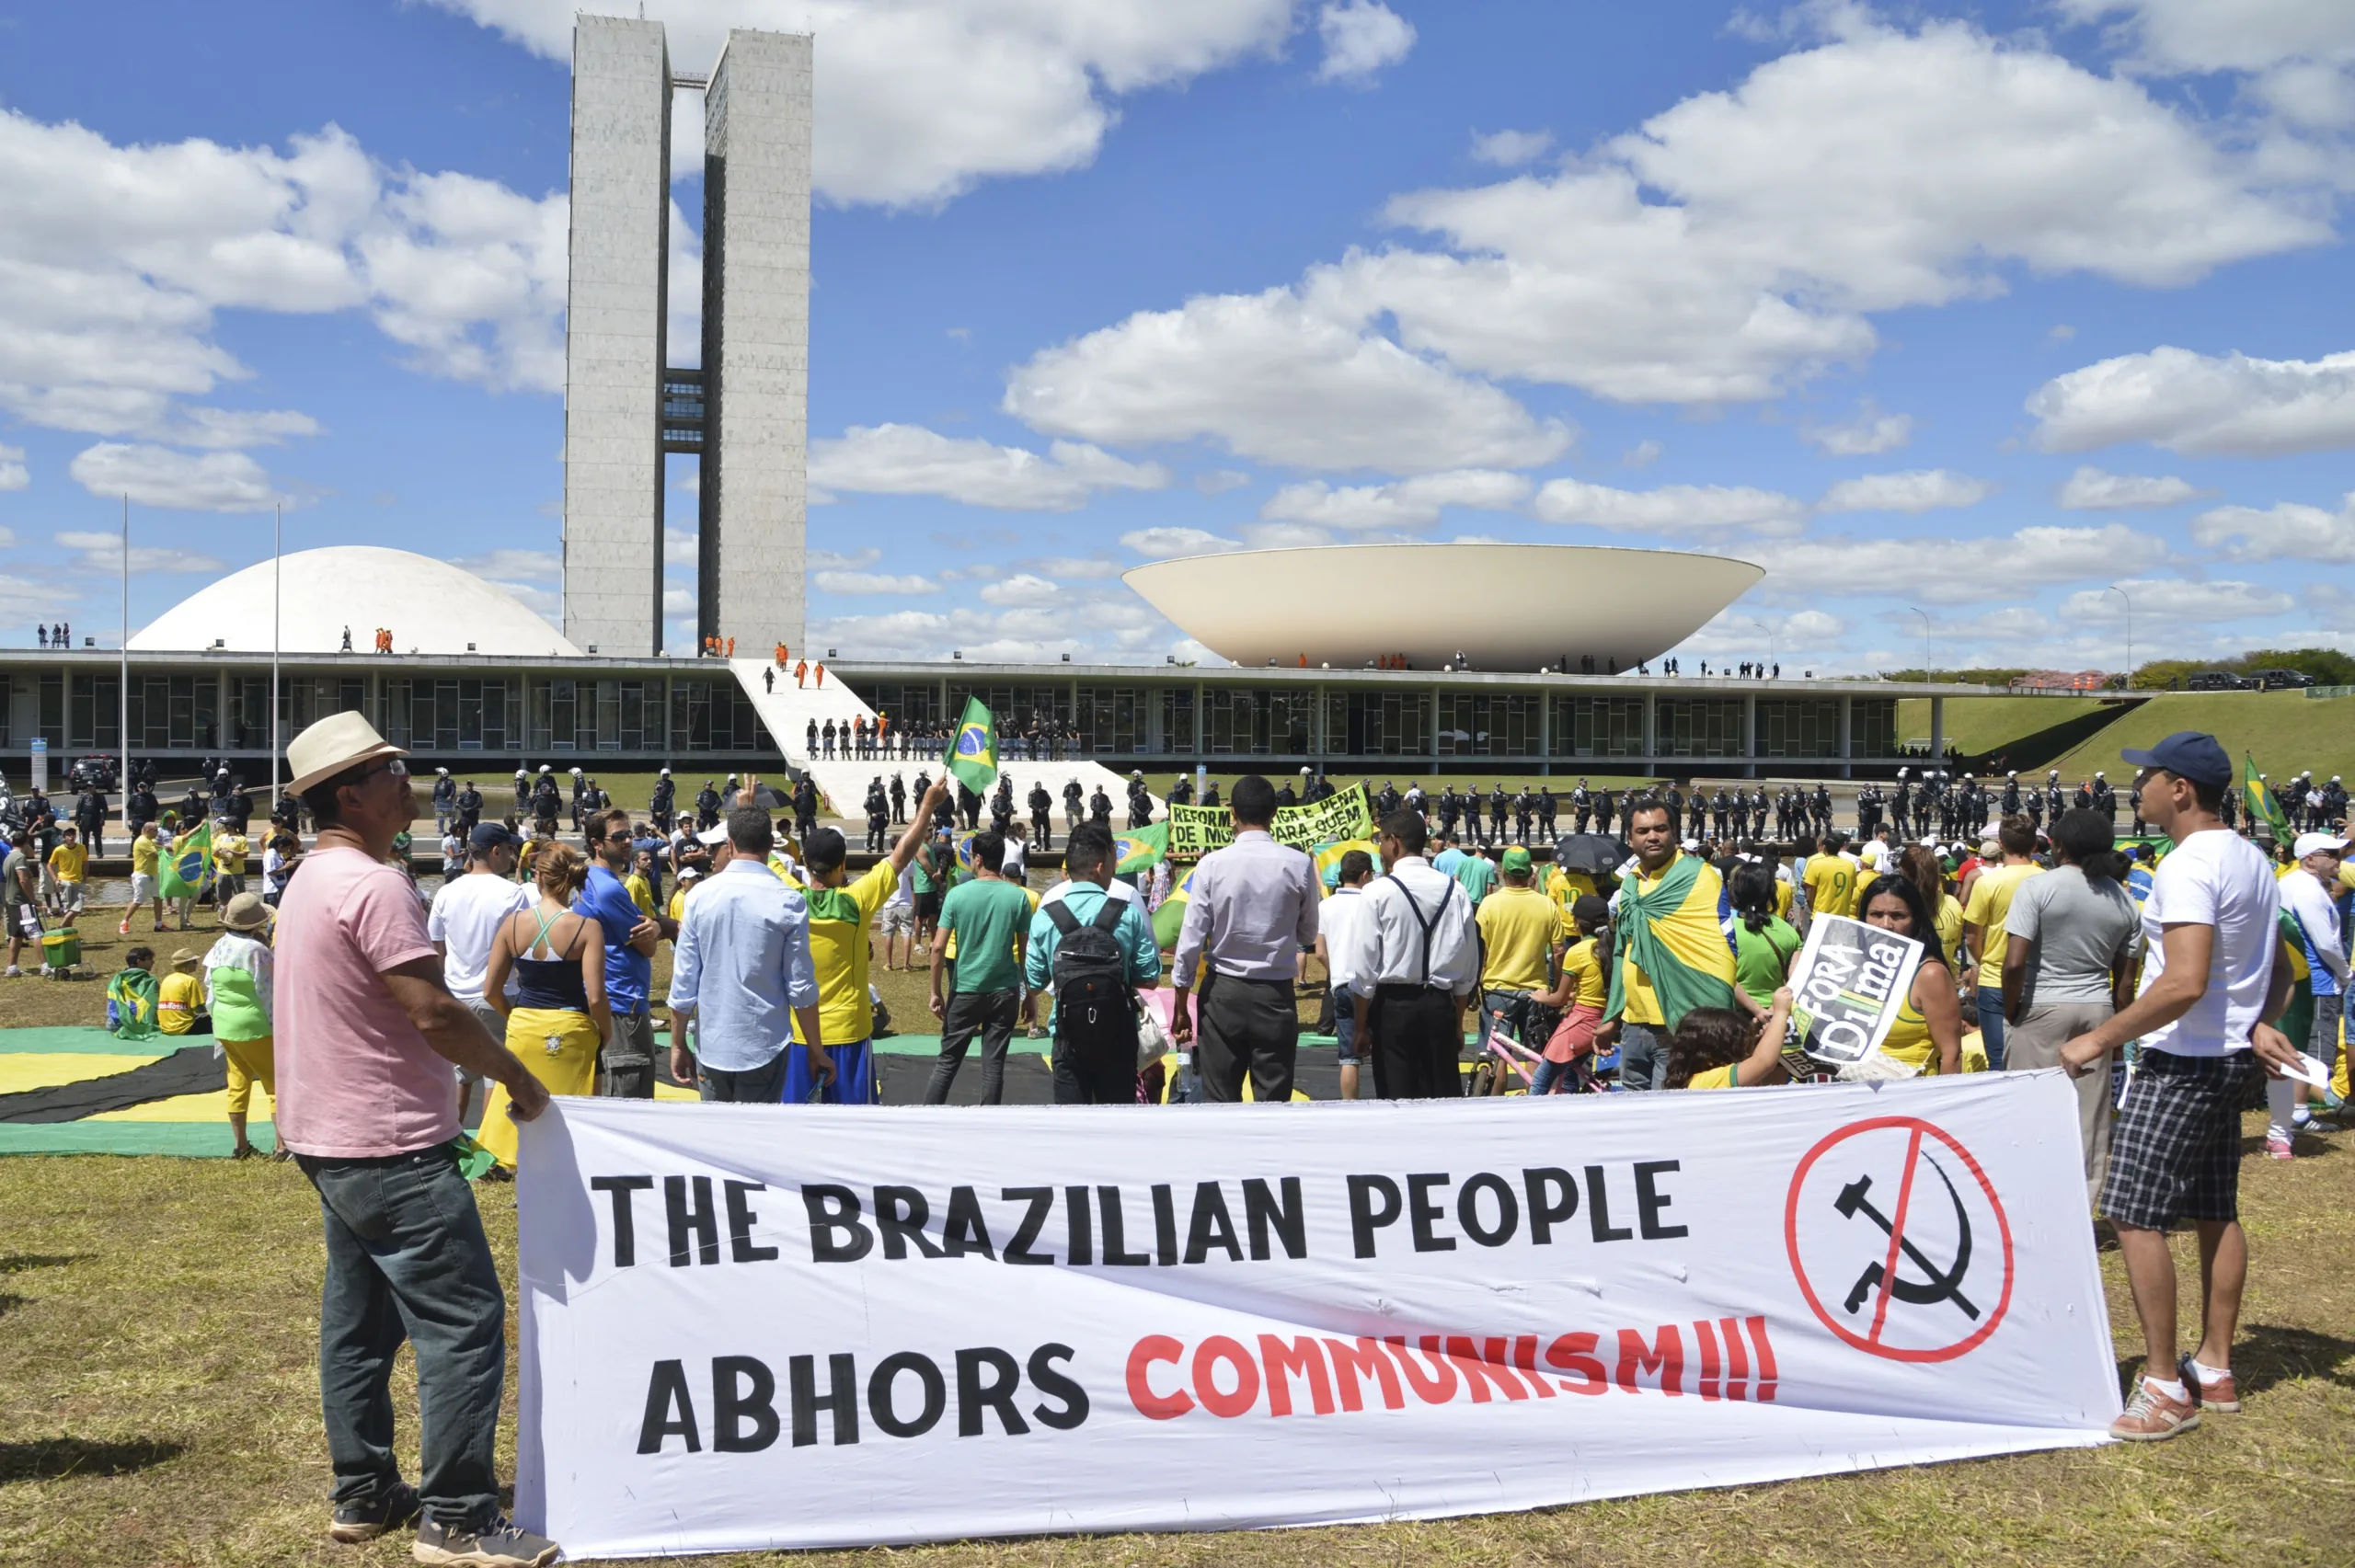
[1855,873,1965,1076]
[476,842,609,1170]
[1665,986,1796,1088]
[1529,893,1613,1094]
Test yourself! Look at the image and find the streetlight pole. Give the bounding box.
[120,495,130,805]
[271,504,281,803]
[1909,606,1931,685]
[2106,584,2133,691]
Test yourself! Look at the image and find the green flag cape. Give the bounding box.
[159,821,213,902]
[2244,754,2292,844]
[107,967,161,1040]
[1603,852,1739,1028]
[1151,864,1196,951]
[944,696,998,796]
[1114,822,1167,876]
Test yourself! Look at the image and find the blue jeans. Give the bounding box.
[1617,1021,1667,1090]
[1530,1057,1573,1095]
[298,1144,505,1529]
[1975,986,2007,1071]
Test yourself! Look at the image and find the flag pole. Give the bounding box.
[271,503,281,804]
[120,494,130,815]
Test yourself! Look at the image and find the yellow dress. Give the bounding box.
[476,909,603,1169]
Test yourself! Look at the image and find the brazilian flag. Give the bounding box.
[944,696,998,796]
[1151,864,1196,951]
[160,820,213,903]
[2244,754,2292,844]
[1114,822,1166,876]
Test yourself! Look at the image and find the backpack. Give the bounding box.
[1045,895,1137,1060]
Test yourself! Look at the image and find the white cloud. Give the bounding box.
[2061,577,2293,622]
[1005,285,1574,472]
[1749,522,2169,604]
[666,527,702,571]
[2052,0,2355,77]
[1010,13,2332,464]
[431,0,1299,208]
[453,548,561,581]
[1259,468,1529,530]
[0,444,24,492]
[813,569,938,595]
[1817,469,1993,514]
[1801,402,1913,455]
[1470,129,1555,166]
[1315,1,1416,85]
[1120,526,1241,558]
[1621,440,1662,468]
[807,423,1169,511]
[1194,469,1251,495]
[67,442,284,511]
[1235,521,1339,550]
[2028,346,2355,457]
[2189,490,2355,562]
[807,545,876,570]
[979,573,1062,606]
[1025,555,1122,579]
[0,110,570,447]
[1531,477,1807,536]
[54,529,224,575]
[2056,466,2203,509]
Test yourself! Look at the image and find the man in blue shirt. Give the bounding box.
[1027,822,1160,1104]
[667,807,827,1102]
[579,807,670,1097]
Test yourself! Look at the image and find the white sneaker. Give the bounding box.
[3,966,18,978]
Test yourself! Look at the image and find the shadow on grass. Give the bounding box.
[2232,1323,2355,1397]
[0,1293,21,1319]
[0,1436,187,1482]
[0,1254,87,1275]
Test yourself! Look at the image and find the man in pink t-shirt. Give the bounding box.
[276,712,559,1568]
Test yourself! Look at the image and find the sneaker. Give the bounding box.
[2110,1377,2200,1441]
[330,1481,420,1543]
[412,1516,560,1567]
[3,967,17,979]
[2266,1130,2294,1161]
[2180,1354,2240,1413]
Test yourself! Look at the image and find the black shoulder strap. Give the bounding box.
[1088,895,1128,933]
[1045,900,1080,935]
[1385,872,1450,987]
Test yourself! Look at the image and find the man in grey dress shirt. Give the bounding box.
[1170,774,1321,1102]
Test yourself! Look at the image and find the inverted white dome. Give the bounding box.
[130,546,581,658]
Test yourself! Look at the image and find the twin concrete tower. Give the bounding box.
[562,15,810,658]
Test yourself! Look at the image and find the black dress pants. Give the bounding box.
[1194,971,1297,1104]
[1369,983,1462,1099]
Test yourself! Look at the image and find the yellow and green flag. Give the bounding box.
[1151,864,1197,951]
[1114,822,1167,876]
[944,696,998,796]
[2244,754,2292,844]
[160,821,213,903]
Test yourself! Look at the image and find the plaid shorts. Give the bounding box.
[2101,1048,2258,1231]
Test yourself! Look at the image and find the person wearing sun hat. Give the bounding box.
[157,950,210,1036]
[270,710,561,1565]
[205,891,279,1159]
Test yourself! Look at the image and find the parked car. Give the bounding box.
[2186,670,2245,691]
[2246,668,2314,691]
[65,753,120,791]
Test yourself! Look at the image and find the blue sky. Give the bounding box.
[3,0,2352,671]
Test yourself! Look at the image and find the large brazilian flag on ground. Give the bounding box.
[944,697,998,796]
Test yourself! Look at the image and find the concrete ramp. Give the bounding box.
[728,658,1160,823]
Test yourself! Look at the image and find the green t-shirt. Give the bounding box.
[1731,916,1803,1003]
[1453,854,1497,908]
[937,876,1030,993]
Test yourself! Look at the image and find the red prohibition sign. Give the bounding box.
[1784,1115,2015,1363]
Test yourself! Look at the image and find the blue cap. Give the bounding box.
[2119,730,2231,788]
[468,822,517,852]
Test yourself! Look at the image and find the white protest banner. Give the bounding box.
[514,1074,2117,1559]
[1787,914,1926,1068]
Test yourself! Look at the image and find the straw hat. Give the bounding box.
[286,711,405,795]
[171,952,202,973]
[222,892,271,932]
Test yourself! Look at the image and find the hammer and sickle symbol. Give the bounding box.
[1833,1155,1978,1320]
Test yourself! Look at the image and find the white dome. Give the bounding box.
[130,546,580,658]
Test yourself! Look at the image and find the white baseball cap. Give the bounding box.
[2292,832,2348,858]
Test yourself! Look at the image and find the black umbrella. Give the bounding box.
[751,783,790,811]
[1552,833,1626,877]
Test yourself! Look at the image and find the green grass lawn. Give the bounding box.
[1896,695,2110,757]
[2047,690,2355,784]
